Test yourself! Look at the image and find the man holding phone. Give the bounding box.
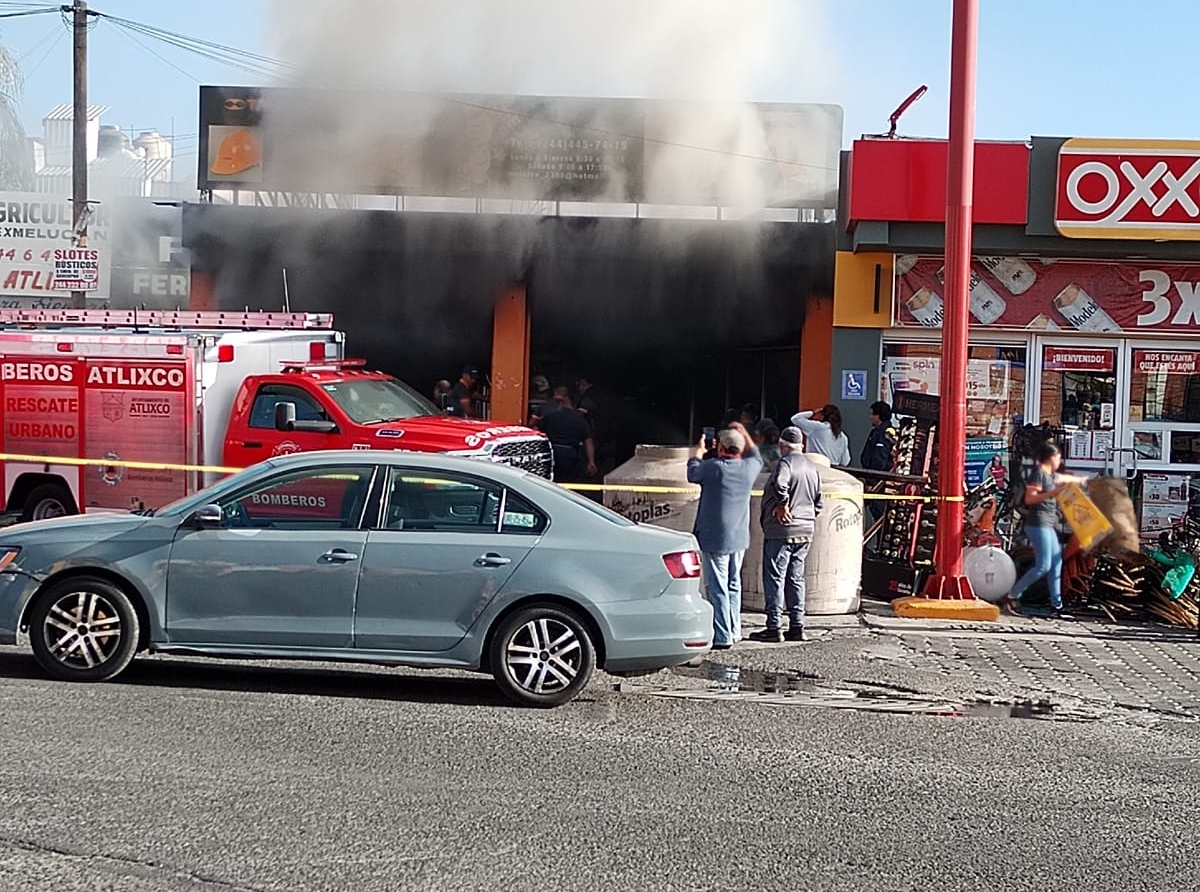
[687,421,763,649]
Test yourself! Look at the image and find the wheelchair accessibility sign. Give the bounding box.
[841,370,867,401]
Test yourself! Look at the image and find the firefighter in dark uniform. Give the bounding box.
[861,400,897,523]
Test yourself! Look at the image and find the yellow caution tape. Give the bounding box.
[0,451,241,475]
[0,451,967,503]
[561,482,964,502]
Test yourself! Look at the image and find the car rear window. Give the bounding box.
[520,474,634,527]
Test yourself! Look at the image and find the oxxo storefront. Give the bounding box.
[832,136,1200,538]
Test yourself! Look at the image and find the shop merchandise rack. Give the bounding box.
[876,416,941,566]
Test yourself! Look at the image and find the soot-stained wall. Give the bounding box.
[183,204,833,443]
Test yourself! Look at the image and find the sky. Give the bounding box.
[1,0,1199,185]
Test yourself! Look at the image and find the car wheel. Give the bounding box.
[21,484,76,523]
[28,577,140,682]
[490,605,596,707]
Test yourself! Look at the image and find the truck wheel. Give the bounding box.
[28,576,140,682]
[489,605,596,707]
[21,484,76,523]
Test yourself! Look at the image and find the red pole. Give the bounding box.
[931,0,977,595]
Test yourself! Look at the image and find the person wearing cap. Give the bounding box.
[749,426,822,643]
[687,421,763,650]
[449,365,480,418]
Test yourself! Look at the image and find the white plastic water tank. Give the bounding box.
[605,446,863,616]
[743,453,863,615]
[602,445,698,535]
[802,454,864,615]
[962,545,1016,603]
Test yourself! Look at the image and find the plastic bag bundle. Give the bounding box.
[1086,476,1139,555]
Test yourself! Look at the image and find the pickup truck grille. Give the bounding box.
[492,438,554,479]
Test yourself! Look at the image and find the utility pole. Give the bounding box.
[71,0,89,309]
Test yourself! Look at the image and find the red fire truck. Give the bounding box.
[0,308,551,521]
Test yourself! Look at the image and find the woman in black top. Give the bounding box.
[1001,443,1088,618]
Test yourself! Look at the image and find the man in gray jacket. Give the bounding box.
[749,426,823,643]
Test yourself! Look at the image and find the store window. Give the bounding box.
[881,342,1027,487]
[1130,350,1200,423]
[1129,350,1200,467]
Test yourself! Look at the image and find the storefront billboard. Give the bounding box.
[0,193,112,302]
[197,86,843,208]
[1054,138,1200,240]
[895,256,1200,333]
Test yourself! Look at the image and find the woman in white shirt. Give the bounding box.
[791,404,851,467]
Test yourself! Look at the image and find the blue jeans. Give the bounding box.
[762,538,810,631]
[1012,524,1063,610]
[701,551,744,646]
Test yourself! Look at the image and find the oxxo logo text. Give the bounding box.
[1055,139,1200,238]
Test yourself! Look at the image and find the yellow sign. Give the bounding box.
[1056,482,1113,550]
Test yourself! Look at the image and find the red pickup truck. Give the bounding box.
[0,309,550,521]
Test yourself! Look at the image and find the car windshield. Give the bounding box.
[321,378,439,424]
[520,473,634,526]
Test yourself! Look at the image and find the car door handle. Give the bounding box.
[321,549,359,563]
[475,552,512,567]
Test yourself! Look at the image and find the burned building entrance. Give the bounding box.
[183,204,834,464]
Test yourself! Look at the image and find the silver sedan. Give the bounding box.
[0,451,712,707]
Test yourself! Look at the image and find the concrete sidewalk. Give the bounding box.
[683,599,1200,723]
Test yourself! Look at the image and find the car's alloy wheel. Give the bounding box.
[490,605,596,707]
[28,577,140,682]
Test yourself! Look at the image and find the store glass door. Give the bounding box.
[1031,339,1122,475]
[1034,338,1200,540]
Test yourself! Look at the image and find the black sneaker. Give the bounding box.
[747,628,784,643]
[784,627,806,642]
[711,642,733,650]
[1051,609,1075,621]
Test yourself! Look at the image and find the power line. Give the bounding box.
[20,16,62,77]
[0,8,59,19]
[14,17,60,62]
[105,16,200,83]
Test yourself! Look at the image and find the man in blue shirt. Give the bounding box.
[686,421,763,649]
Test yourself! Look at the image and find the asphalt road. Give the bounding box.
[2,647,1199,892]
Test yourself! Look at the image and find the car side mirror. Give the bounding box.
[190,504,224,527]
[274,400,338,434]
[274,401,297,431]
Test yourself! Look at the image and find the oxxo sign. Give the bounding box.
[1055,138,1200,239]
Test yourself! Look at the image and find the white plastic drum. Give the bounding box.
[603,445,698,534]
[962,545,1017,603]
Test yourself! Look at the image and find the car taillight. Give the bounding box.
[662,550,702,579]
